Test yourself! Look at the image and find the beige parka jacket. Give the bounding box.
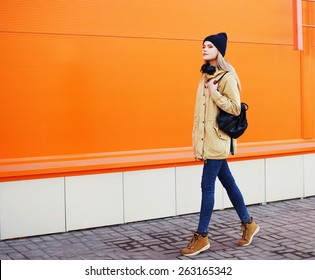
[192,69,241,160]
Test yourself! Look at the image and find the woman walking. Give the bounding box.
[181,32,260,256]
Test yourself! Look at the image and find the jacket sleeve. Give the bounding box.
[211,73,241,116]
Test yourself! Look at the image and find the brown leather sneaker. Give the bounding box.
[239,220,260,246]
[181,232,210,256]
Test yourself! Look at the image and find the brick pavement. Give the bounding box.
[0,196,315,260]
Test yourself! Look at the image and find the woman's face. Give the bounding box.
[202,41,219,64]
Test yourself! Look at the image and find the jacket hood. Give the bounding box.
[203,68,226,83]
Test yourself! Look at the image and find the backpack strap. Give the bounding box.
[213,71,228,84]
[215,71,234,154]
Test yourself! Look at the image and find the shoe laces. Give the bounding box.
[240,224,249,240]
[187,233,199,249]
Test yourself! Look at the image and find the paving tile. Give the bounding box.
[0,196,314,260]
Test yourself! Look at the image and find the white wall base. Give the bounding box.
[266,155,304,202]
[304,153,315,197]
[1,154,315,240]
[0,178,65,240]
[123,168,176,223]
[65,173,124,231]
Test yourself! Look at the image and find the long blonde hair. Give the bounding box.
[216,53,241,91]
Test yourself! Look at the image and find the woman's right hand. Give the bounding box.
[207,79,218,96]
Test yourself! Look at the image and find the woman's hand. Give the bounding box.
[207,79,218,96]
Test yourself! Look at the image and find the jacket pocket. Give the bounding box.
[213,126,229,141]
[203,125,229,158]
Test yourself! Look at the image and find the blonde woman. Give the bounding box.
[181,33,260,256]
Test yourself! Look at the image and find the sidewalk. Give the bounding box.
[1,196,315,260]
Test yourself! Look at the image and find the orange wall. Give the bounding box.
[308,1,315,137]
[0,0,313,160]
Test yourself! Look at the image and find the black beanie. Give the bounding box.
[203,32,228,57]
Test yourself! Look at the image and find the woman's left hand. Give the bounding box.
[207,79,218,96]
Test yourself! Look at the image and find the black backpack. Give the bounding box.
[215,72,249,153]
[217,102,248,139]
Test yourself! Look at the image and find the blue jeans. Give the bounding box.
[197,159,250,233]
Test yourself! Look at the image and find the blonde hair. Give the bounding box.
[216,53,241,91]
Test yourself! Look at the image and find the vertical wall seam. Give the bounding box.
[264,158,267,204]
[122,172,126,224]
[302,154,305,198]
[174,167,178,216]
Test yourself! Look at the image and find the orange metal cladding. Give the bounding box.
[305,0,315,137]
[313,24,315,135]
[298,0,315,138]
[0,0,314,179]
[311,1,315,137]
[293,0,303,50]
